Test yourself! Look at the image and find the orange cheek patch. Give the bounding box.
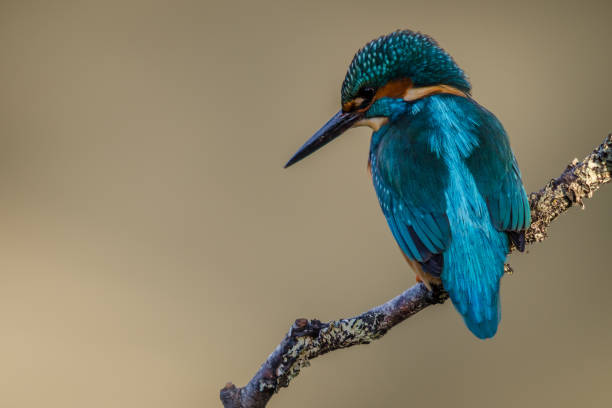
[344,79,467,112]
[374,78,413,99]
[373,77,467,103]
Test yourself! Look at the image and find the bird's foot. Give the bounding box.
[427,284,449,304]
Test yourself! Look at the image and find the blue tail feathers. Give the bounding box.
[459,287,501,339]
[440,206,508,339]
[442,243,506,339]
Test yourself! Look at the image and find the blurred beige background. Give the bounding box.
[1,1,611,407]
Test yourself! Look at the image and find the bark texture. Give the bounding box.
[220,134,612,408]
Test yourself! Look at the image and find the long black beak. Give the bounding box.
[284,110,362,168]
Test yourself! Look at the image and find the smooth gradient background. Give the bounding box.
[1,1,611,407]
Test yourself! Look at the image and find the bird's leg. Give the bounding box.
[403,256,433,290]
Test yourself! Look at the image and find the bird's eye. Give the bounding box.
[356,87,376,107]
[342,87,377,113]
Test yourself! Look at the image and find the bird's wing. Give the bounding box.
[465,105,531,234]
[371,115,452,276]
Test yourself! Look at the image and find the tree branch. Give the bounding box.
[220,134,612,408]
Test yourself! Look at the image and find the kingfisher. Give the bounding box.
[284,30,531,339]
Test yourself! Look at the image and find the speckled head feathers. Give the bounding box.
[341,30,471,104]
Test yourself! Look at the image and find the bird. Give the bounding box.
[284,30,530,339]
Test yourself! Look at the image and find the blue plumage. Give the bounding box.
[285,30,531,339]
[369,94,527,338]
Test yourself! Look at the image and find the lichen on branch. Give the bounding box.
[220,134,612,408]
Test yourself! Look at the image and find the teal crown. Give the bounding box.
[341,30,471,104]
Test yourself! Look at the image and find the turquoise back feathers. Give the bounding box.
[369,94,530,339]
